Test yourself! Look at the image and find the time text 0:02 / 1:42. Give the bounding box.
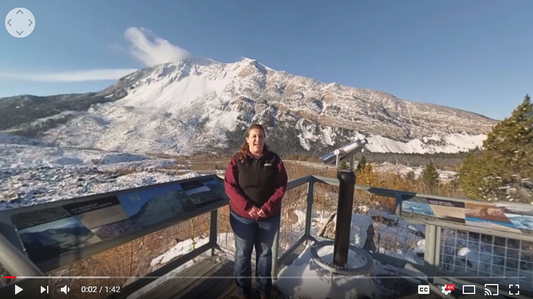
[81,286,121,293]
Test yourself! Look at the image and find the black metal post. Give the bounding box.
[333,169,356,267]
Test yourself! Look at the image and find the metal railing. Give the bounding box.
[0,175,227,299]
[215,174,533,297]
[0,210,222,299]
[0,174,532,299]
[309,176,532,297]
[438,227,532,291]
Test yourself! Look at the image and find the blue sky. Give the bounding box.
[0,1,531,120]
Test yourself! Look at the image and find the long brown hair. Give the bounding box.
[234,124,269,164]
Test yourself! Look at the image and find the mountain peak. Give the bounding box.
[1,55,497,156]
[241,57,257,63]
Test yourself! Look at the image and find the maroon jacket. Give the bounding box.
[224,150,288,220]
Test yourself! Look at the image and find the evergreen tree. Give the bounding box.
[421,162,440,193]
[459,95,533,202]
[447,174,461,192]
[458,153,487,199]
[357,155,368,172]
[405,171,416,184]
[339,160,350,170]
[483,94,533,179]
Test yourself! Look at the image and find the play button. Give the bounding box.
[14,284,23,295]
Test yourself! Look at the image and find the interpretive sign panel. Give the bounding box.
[426,198,465,223]
[19,215,103,263]
[0,175,228,265]
[401,194,533,236]
[400,196,435,217]
[11,206,72,230]
[116,184,195,231]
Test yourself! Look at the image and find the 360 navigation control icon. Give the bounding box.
[5,7,35,38]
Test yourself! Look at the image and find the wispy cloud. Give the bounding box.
[0,27,190,83]
[124,27,194,66]
[0,69,138,82]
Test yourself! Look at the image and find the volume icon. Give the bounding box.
[40,285,49,294]
[60,285,70,294]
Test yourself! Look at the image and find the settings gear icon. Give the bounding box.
[441,285,452,295]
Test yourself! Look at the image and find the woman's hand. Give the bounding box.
[257,209,267,218]
[248,206,261,218]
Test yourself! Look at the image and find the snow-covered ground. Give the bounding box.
[376,162,457,182]
[365,211,426,263]
[0,143,193,210]
[363,133,486,155]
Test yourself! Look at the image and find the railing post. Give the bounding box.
[304,179,315,245]
[210,209,218,256]
[0,233,43,276]
[271,228,281,280]
[434,226,441,266]
[424,224,441,267]
[394,192,402,217]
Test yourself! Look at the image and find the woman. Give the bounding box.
[224,124,288,299]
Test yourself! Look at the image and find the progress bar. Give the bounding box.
[5,276,112,279]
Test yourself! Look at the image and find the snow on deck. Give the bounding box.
[275,244,400,299]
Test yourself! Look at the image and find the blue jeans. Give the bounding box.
[230,211,280,297]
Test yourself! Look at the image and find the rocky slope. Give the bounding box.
[0,58,496,155]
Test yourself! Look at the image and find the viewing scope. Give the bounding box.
[320,138,368,167]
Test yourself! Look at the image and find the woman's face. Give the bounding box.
[246,128,265,154]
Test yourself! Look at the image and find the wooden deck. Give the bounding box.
[133,247,444,299]
[138,256,285,299]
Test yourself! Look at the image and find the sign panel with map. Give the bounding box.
[116,183,196,231]
[401,195,533,235]
[401,196,435,218]
[464,201,523,233]
[426,198,465,223]
[18,214,103,263]
[4,176,228,264]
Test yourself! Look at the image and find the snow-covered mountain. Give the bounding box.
[1,57,496,155]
